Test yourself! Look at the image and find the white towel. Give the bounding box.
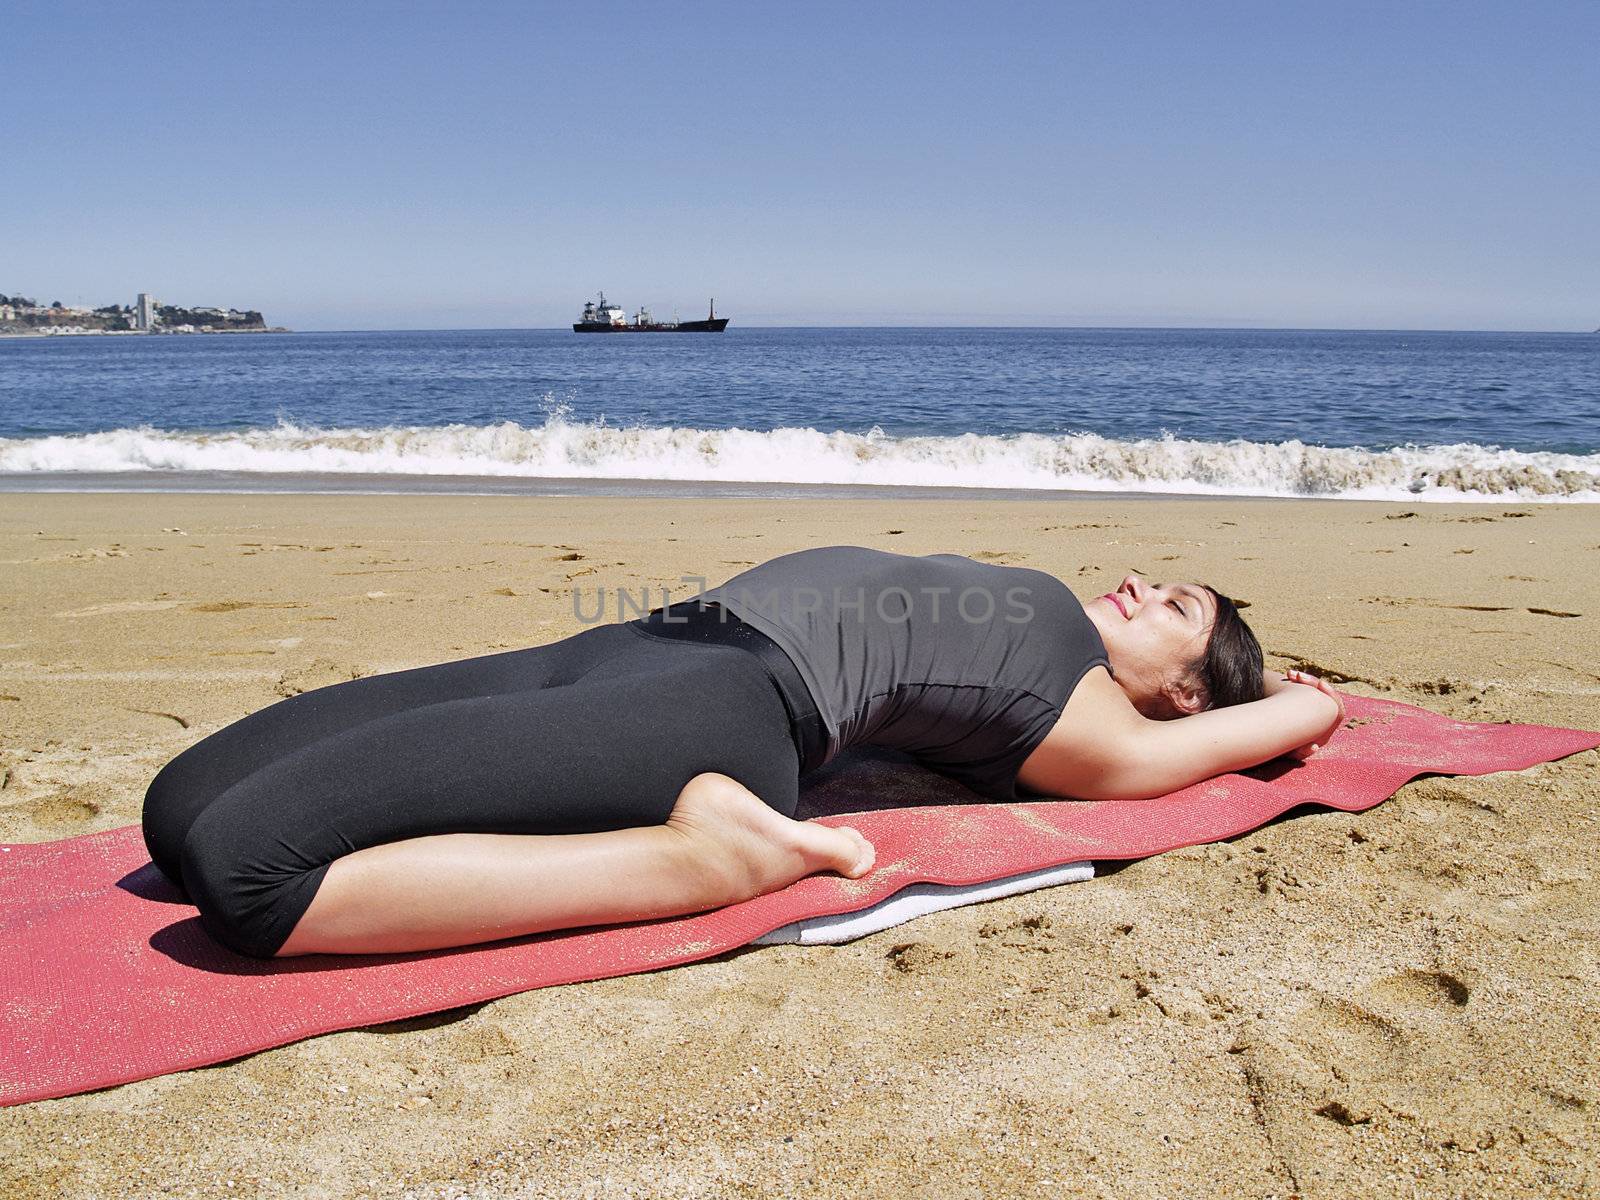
[750,860,1095,946]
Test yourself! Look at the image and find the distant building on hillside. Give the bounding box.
[134,293,157,331]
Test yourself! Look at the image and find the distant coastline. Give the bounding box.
[0,290,288,336]
[0,325,290,338]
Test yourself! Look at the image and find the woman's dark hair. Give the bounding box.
[1192,586,1264,710]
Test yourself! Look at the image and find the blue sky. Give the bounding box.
[6,2,1596,331]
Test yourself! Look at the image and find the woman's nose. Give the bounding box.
[1121,573,1146,601]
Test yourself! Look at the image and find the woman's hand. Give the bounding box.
[1280,669,1346,761]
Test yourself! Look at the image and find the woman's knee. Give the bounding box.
[141,750,217,892]
[177,801,328,959]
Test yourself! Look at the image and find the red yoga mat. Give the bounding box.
[2,692,1595,1107]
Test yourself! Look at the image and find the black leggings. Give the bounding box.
[141,618,805,959]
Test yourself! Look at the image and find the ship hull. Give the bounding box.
[573,318,729,333]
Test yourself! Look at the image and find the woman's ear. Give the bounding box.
[1164,677,1209,718]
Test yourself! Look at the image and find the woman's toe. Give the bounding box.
[834,825,876,878]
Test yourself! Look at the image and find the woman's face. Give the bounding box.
[1084,573,1218,719]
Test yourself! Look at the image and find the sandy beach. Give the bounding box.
[2,490,1596,1199]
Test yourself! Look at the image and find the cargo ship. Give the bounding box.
[573,293,729,333]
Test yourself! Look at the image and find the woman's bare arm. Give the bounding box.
[1018,668,1345,801]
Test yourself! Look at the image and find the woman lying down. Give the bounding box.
[142,544,1345,959]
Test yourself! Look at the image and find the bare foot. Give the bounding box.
[664,772,876,903]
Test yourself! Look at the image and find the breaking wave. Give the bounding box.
[2,415,1597,501]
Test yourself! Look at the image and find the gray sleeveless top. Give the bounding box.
[694,545,1111,803]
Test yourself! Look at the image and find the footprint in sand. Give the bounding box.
[1288,968,1478,1128]
[1365,968,1471,1010]
[1288,995,1412,1078]
[14,793,104,827]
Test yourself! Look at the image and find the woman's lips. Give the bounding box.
[1102,593,1129,619]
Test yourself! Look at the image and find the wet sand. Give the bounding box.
[2,492,1596,1198]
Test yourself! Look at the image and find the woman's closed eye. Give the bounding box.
[1154,582,1191,621]
[1167,587,1206,623]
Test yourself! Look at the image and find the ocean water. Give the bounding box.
[1,327,1596,501]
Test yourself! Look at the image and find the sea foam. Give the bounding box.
[1,415,1596,501]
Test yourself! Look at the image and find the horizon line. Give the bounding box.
[276,322,1597,336]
